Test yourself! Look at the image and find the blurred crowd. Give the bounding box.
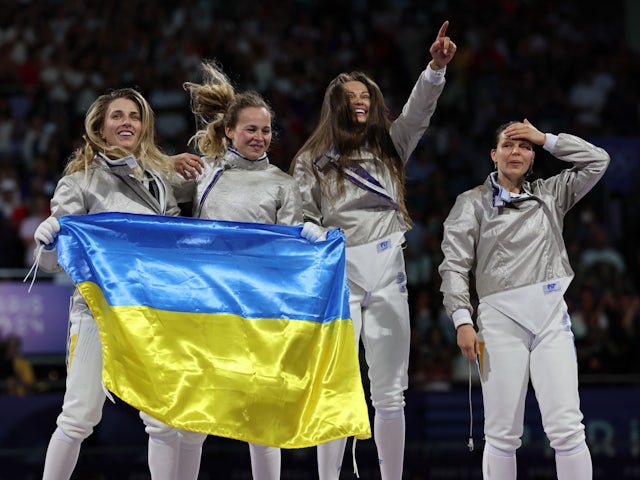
[0,0,638,391]
[0,331,35,396]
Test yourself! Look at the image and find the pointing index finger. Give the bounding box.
[437,20,449,39]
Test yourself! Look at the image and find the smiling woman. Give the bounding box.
[170,59,306,479]
[289,20,457,480]
[31,87,205,480]
[343,81,371,124]
[99,98,141,151]
[60,88,178,179]
[224,106,272,161]
[172,60,303,226]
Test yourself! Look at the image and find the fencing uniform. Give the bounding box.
[174,147,303,225]
[292,64,446,479]
[439,133,610,479]
[144,147,303,478]
[174,146,303,480]
[39,154,204,480]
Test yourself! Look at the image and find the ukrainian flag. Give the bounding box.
[55,212,371,448]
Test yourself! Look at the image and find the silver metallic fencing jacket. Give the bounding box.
[173,149,303,225]
[38,153,180,326]
[39,153,180,273]
[438,133,610,319]
[293,68,446,247]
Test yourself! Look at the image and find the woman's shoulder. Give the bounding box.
[292,150,318,167]
[61,166,101,183]
[265,163,298,183]
[457,182,488,201]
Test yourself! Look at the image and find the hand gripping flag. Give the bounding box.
[54,212,371,448]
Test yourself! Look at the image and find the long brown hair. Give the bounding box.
[290,71,410,226]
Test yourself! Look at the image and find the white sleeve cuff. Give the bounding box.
[425,63,446,85]
[452,309,473,329]
[543,133,559,152]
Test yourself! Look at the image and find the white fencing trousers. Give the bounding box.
[140,411,207,480]
[345,232,410,411]
[249,443,281,480]
[477,300,587,454]
[345,233,410,480]
[55,296,106,440]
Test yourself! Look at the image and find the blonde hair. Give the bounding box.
[64,88,173,177]
[184,60,274,157]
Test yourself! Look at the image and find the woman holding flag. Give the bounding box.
[33,87,205,480]
[172,60,309,479]
[174,59,303,226]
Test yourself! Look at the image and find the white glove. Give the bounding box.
[34,216,60,246]
[301,222,326,242]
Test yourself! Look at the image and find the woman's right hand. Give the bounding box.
[503,119,546,146]
[34,216,60,246]
[457,324,480,361]
[300,222,327,242]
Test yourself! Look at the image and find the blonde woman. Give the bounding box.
[173,61,304,480]
[34,88,204,480]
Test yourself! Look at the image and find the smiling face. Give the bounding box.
[225,106,272,160]
[490,130,535,191]
[99,98,142,152]
[343,80,370,124]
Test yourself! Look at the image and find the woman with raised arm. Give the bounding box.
[290,20,457,480]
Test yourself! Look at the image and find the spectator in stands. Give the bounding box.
[0,334,36,396]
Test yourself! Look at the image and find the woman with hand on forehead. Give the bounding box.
[439,119,610,479]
